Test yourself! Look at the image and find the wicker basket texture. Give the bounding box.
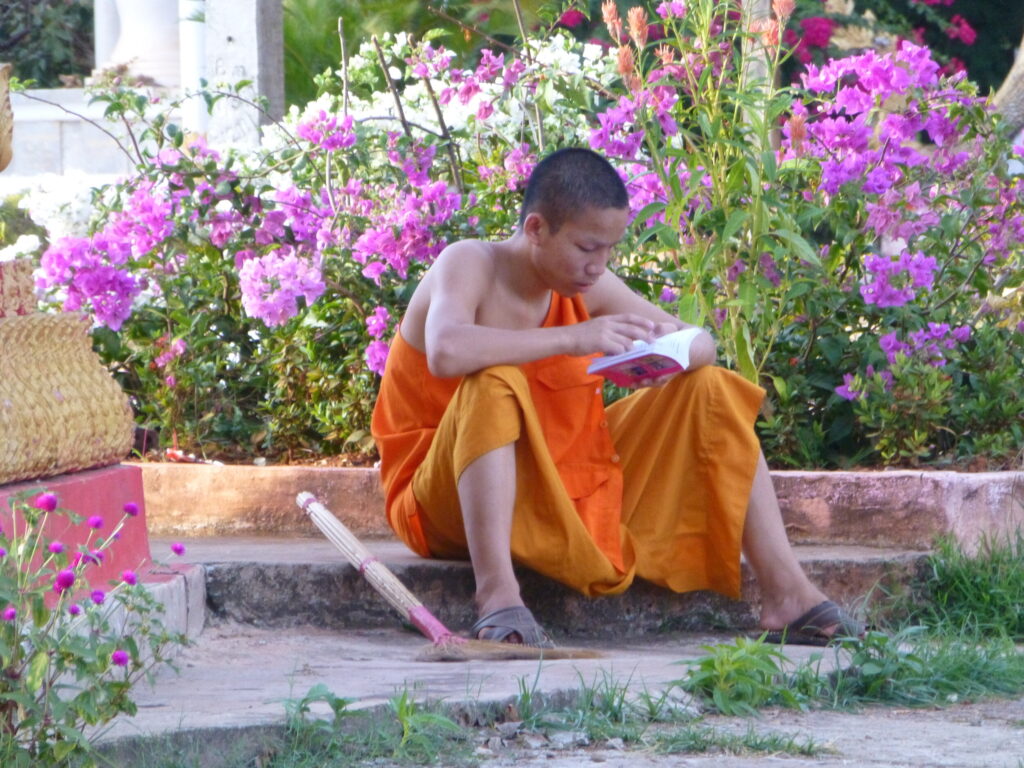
[0,259,35,318]
[0,312,134,485]
[0,62,12,173]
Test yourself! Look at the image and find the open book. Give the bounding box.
[586,327,701,387]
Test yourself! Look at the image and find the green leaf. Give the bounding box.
[27,651,50,692]
[722,209,747,243]
[773,229,820,266]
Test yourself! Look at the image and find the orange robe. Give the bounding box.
[370,293,765,598]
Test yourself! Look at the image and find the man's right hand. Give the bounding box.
[565,314,656,357]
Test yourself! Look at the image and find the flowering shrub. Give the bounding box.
[18,0,1024,468]
[0,491,186,766]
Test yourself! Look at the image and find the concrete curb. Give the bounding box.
[139,463,1024,549]
[172,538,923,639]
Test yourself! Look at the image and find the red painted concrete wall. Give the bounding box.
[0,464,152,593]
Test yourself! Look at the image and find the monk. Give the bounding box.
[371,147,863,647]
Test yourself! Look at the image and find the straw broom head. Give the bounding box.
[296,493,602,661]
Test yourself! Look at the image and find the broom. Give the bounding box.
[296,492,602,662]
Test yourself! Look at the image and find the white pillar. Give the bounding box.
[93,0,120,70]
[179,0,207,133]
[104,0,181,88]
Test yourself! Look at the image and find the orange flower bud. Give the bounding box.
[655,44,676,65]
[627,6,649,49]
[750,17,781,49]
[602,1,623,42]
[616,45,636,77]
[787,112,807,152]
[772,0,796,20]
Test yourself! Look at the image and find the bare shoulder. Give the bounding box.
[402,239,496,350]
[431,239,496,282]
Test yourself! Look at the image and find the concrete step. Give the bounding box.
[139,463,1024,551]
[154,537,925,640]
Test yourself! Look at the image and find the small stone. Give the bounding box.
[497,720,522,739]
[604,738,625,751]
[486,736,504,751]
[549,730,589,749]
[591,756,607,763]
[474,746,494,757]
[521,734,548,750]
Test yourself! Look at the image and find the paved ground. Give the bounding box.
[99,621,1024,768]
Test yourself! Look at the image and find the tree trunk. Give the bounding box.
[0,63,12,173]
[992,34,1024,138]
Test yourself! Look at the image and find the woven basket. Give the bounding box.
[0,62,12,173]
[0,259,34,318]
[0,312,134,485]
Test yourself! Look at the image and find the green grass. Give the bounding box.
[901,529,1024,639]
[653,724,823,757]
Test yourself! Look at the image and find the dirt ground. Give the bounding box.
[468,695,1024,768]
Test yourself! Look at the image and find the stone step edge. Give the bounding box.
[171,537,925,639]
[138,462,1024,551]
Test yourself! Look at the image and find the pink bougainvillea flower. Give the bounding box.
[34,492,59,511]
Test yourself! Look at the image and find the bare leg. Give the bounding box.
[456,441,524,619]
[743,452,838,634]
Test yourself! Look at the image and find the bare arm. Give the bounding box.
[585,270,717,370]
[423,246,658,378]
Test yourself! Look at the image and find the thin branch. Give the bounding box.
[511,0,546,153]
[15,90,135,164]
[338,17,350,117]
[420,75,464,193]
[372,35,413,139]
[426,5,514,51]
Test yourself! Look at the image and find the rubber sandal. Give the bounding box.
[471,606,556,648]
[760,600,865,646]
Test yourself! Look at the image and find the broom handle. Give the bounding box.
[296,492,458,644]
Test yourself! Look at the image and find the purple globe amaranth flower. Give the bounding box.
[54,569,76,593]
[122,570,138,586]
[87,515,104,529]
[2,606,15,622]
[90,590,106,605]
[171,542,186,556]
[34,492,58,511]
[123,502,140,517]
[111,649,130,667]
[0,547,6,559]
[68,604,81,616]
[48,541,65,554]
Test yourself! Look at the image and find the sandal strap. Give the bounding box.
[471,606,555,648]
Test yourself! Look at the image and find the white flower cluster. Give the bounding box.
[0,234,41,262]
[16,172,115,240]
[278,31,618,165]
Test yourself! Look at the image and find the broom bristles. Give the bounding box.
[296,492,603,660]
